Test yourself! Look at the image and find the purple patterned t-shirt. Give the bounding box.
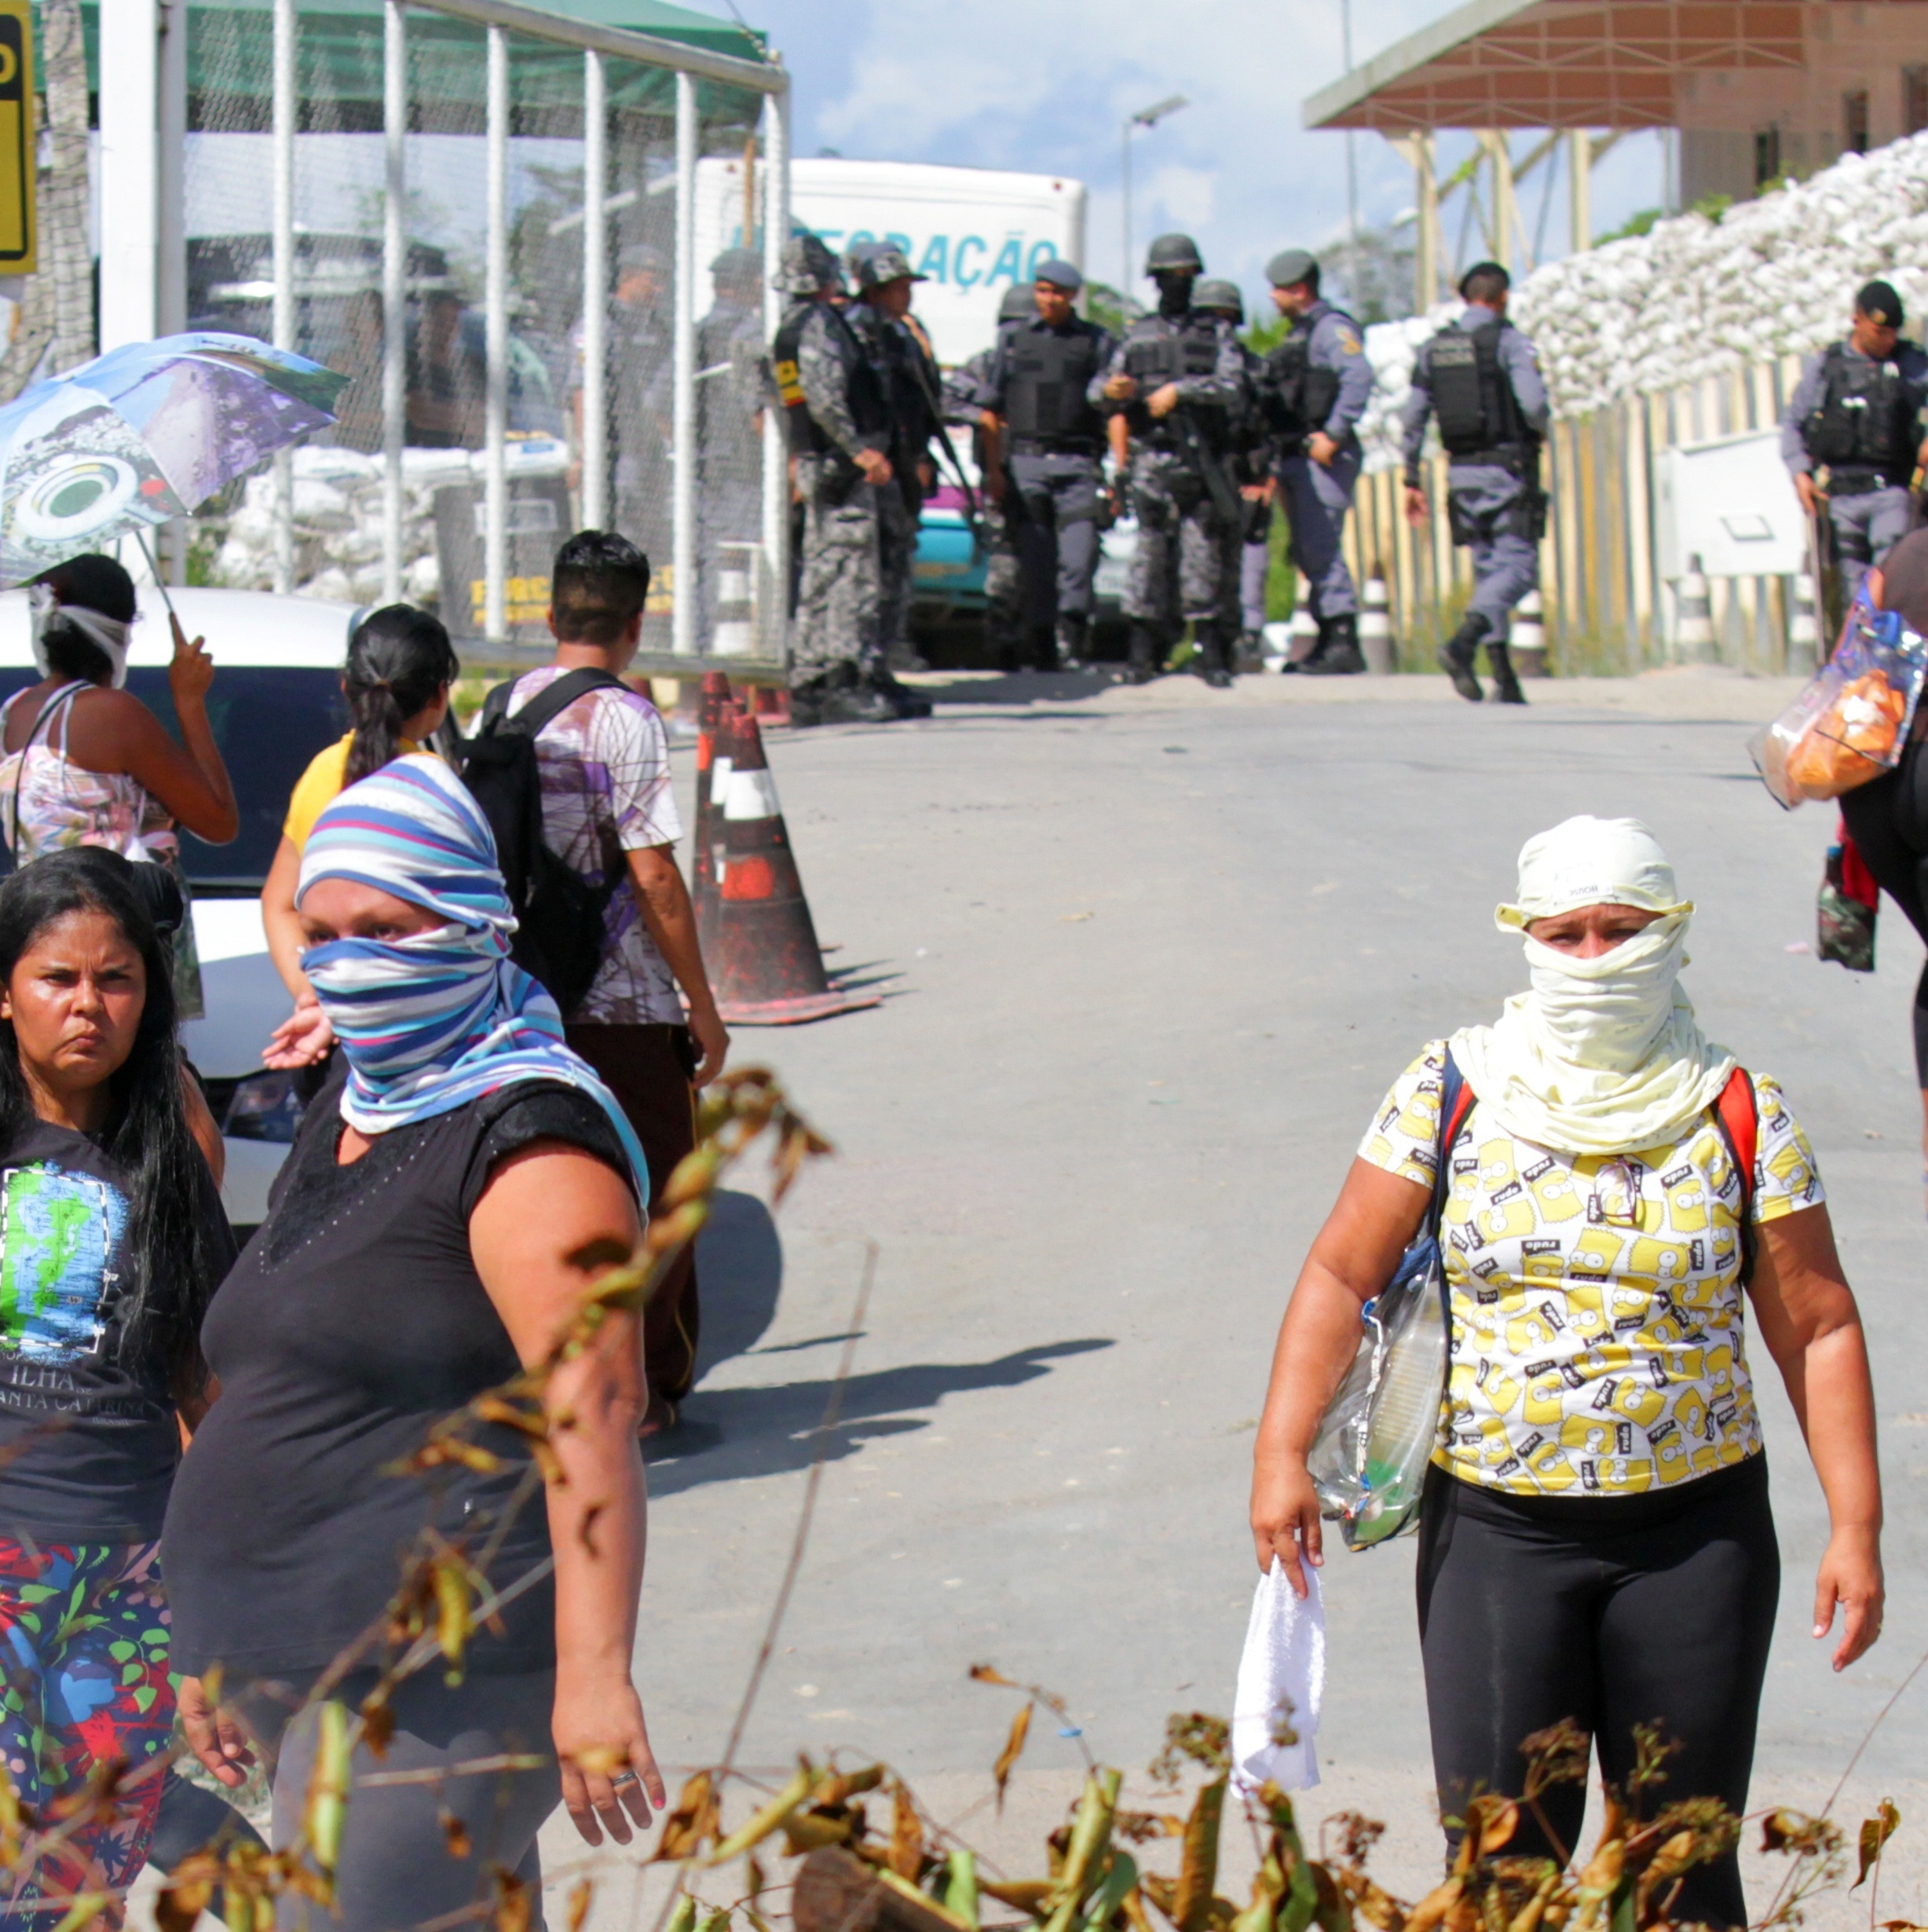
[506,667,686,1025]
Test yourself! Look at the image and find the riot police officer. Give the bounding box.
[1781,280,1928,608]
[1402,262,1549,704]
[973,259,1115,670]
[946,284,1037,667]
[1260,249,1374,674]
[1092,233,1248,687]
[768,233,899,725]
[847,245,942,709]
[1194,277,1272,669]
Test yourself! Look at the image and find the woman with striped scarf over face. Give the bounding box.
[160,755,665,1928]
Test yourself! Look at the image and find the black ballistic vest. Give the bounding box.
[1802,342,1921,478]
[769,301,889,459]
[1429,318,1530,459]
[1260,313,1350,441]
[1002,324,1103,442]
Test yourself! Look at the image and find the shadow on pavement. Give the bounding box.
[646,1337,1114,1496]
[912,670,1120,707]
[693,1190,785,1371]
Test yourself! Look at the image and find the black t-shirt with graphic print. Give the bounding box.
[0,1118,234,1543]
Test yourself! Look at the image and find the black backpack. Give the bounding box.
[459,667,627,1018]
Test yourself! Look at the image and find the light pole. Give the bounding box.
[1122,93,1188,298]
[1341,0,1358,287]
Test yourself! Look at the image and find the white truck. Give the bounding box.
[695,156,1088,367]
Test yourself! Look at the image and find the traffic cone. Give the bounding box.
[692,671,734,964]
[711,698,881,1026]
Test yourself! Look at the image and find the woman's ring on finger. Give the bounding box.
[612,1770,640,1789]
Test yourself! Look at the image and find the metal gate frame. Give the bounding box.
[338,0,788,675]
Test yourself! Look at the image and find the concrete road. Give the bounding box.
[543,668,1928,1929]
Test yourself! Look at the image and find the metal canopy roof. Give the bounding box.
[1304,0,1818,131]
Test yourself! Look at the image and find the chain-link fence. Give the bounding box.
[85,0,790,668]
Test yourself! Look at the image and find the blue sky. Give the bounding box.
[687,0,1672,312]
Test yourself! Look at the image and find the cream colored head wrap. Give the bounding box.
[1448,816,1736,1154]
[28,583,133,690]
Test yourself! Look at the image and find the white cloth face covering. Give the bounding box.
[1232,1560,1323,1795]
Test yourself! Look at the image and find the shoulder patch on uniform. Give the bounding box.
[1336,329,1362,355]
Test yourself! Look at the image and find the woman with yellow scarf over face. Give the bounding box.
[1250,817,1881,1930]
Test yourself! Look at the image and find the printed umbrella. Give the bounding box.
[0,332,347,584]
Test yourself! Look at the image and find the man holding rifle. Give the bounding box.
[1781,280,1928,617]
[1091,232,1249,688]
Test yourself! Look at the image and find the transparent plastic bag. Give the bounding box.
[1307,1229,1450,1551]
[1750,604,1926,809]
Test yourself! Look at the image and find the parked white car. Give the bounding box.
[0,584,364,1228]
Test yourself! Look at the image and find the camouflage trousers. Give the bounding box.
[791,457,881,688]
[877,485,919,660]
[982,499,1022,660]
[1125,446,1238,627]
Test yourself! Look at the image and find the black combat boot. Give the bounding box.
[1124,622,1161,684]
[862,663,934,718]
[818,663,898,725]
[1234,628,1264,674]
[1303,613,1364,675]
[1194,622,1235,690]
[788,677,831,728]
[1054,613,1090,671]
[1486,637,1527,705]
[1439,612,1490,703]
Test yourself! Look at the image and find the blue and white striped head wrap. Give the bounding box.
[296,755,649,1202]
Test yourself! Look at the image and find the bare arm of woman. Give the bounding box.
[467,1140,667,1845]
[1250,1158,1430,1594]
[258,836,335,1068]
[69,622,238,842]
[1745,1202,1884,1670]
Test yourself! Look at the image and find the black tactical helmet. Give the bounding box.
[1145,232,1203,276]
[1193,277,1244,321]
[997,284,1035,322]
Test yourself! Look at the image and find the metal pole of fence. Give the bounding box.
[580,49,607,532]
[761,78,788,665]
[272,0,296,595]
[159,0,188,583]
[382,0,407,604]
[671,68,697,656]
[485,23,509,643]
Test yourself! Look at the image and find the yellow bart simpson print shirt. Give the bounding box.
[1357,1041,1824,1498]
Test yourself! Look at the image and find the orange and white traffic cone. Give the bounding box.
[712,698,880,1026]
[691,671,734,964]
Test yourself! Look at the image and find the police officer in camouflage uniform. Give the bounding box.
[1781,279,1928,607]
[846,245,941,712]
[1260,248,1374,675]
[768,233,898,726]
[945,284,1035,667]
[1402,262,1549,704]
[1194,277,1272,670]
[1091,233,1249,687]
[973,259,1115,671]
[695,246,766,646]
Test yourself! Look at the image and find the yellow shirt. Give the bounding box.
[282,734,423,853]
[1358,1041,1824,1498]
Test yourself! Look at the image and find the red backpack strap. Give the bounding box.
[1713,1066,1758,1282]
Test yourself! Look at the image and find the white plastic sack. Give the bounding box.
[1231,1559,1324,1794]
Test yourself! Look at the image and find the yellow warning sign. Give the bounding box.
[0,0,35,275]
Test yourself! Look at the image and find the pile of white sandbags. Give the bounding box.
[207,445,455,606]
[1356,130,1928,465]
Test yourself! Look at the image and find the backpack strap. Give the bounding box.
[1429,1048,1476,1230]
[482,666,627,741]
[1712,1065,1760,1286]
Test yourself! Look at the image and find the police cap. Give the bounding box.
[1033,258,1083,292]
[1458,260,1511,300]
[1265,248,1319,289]
[998,284,1037,322]
[711,246,762,286]
[618,241,668,276]
[859,244,927,290]
[1857,279,1905,328]
[1194,278,1245,321]
[772,233,843,295]
[1145,232,1203,275]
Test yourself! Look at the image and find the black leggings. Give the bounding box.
[1841,741,1928,1082]
[1416,1458,1779,1930]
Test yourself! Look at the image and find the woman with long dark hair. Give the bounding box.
[166,756,664,1927]
[0,554,240,1023]
[0,847,233,1919]
[260,603,459,1070]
